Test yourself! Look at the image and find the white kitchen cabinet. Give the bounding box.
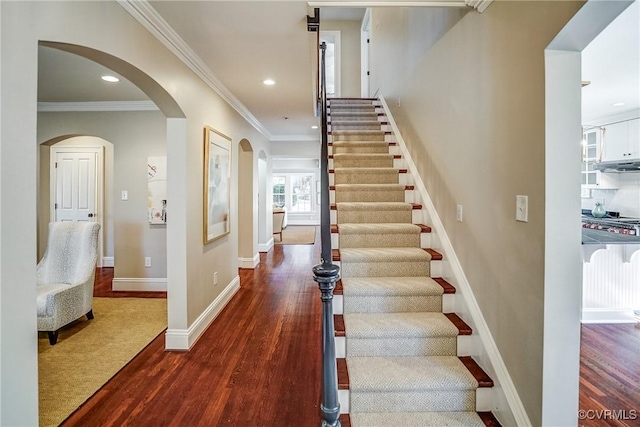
[601,119,640,161]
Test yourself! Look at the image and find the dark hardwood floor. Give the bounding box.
[64,233,639,426]
[94,267,166,298]
[64,233,322,426]
[579,323,640,427]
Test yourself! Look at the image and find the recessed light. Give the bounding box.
[311,125,319,129]
[263,79,276,86]
[612,102,626,107]
[101,75,120,83]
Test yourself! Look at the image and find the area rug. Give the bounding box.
[38,297,167,427]
[275,226,317,245]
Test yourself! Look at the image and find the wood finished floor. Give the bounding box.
[63,233,322,426]
[64,234,639,426]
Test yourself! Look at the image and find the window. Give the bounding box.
[272,174,315,213]
[273,176,285,208]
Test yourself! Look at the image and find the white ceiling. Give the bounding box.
[582,0,640,123]
[37,1,639,138]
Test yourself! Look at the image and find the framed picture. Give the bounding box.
[148,156,167,224]
[203,126,232,244]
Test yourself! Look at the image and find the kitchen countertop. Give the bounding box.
[582,228,640,244]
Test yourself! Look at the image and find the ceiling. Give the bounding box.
[37,1,639,138]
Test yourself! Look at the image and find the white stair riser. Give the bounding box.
[339,390,350,414]
[443,293,455,313]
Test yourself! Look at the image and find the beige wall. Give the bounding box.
[1,1,270,422]
[38,112,169,279]
[322,20,362,98]
[369,2,583,425]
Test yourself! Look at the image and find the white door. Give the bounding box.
[361,9,371,97]
[53,149,97,222]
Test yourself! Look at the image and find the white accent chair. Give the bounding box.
[37,222,101,345]
[273,208,286,241]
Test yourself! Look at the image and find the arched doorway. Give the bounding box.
[257,150,271,252]
[238,139,257,268]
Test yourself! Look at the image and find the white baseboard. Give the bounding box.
[379,94,529,426]
[102,257,114,267]
[238,252,260,269]
[582,308,638,324]
[165,275,240,350]
[259,238,274,253]
[112,277,167,291]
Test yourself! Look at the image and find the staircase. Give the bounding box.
[327,98,500,426]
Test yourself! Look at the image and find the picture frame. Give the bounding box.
[203,126,232,244]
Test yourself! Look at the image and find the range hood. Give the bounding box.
[594,158,640,172]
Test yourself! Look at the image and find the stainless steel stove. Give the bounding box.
[581,216,640,236]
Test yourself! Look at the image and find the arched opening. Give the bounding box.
[542,1,634,423]
[238,138,256,268]
[257,150,271,252]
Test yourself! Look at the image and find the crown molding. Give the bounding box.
[38,101,159,112]
[308,0,492,12]
[117,0,275,140]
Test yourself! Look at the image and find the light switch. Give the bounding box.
[516,195,528,222]
[121,190,129,201]
[456,205,463,222]
[144,257,151,268]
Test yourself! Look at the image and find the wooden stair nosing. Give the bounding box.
[328,131,393,135]
[334,314,346,337]
[459,356,494,387]
[337,356,493,390]
[332,248,441,261]
[328,154,401,159]
[335,279,342,295]
[443,313,472,335]
[330,202,421,210]
[329,185,415,190]
[335,313,471,336]
[329,168,408,174]
[331,223,431,233]
[338,414,500,427]
[328,142,397,146]
[434,277,456,294]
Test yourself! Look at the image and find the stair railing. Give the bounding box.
[313,41,341,427]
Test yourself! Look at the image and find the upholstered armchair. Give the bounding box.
[37,222,101,345]
[273,208,286,241]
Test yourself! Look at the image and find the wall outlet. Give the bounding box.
[213,272,218,286]
[144,257,151,267]
[456,204,463,222]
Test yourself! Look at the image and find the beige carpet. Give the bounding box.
[38,297,167,427]
[275,226,317,245]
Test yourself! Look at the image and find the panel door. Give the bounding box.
[55,151,97,222]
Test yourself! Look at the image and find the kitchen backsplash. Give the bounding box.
[582,172,640,217]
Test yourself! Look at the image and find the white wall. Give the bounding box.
[0,1,270,422]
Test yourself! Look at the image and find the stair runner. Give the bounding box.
[328,98,499,427]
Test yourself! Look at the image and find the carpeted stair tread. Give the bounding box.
[340,247,431,263]
[330,112,379,121]
[335,202,412,212]
[338,223,421,236]
[346,356,478,392]
[344,312,459,338]
[332,130,385,141]
[342,277,444,297]
[332,183,406,191]
[349,411,486,427]
[333,167,400,174]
